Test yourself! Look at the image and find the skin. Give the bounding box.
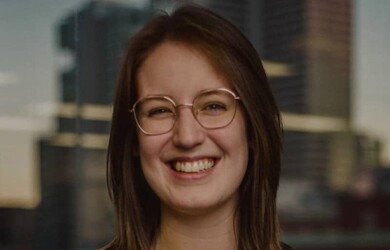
[136,41,249,250]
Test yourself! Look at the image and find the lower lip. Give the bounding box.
[166,160,218,180]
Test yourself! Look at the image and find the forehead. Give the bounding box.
[136,41,232,99]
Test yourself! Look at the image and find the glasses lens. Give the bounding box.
[194,90,237,129]
[135,97,176,134]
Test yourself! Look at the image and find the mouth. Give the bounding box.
[169,158,217,173]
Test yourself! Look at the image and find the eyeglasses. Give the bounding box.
[129,88,240,135]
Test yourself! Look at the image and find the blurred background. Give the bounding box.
[0,0,389,249]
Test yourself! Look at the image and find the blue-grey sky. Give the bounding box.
[0,0,389,207]
[353,0,390,164]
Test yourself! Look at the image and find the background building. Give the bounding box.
[260,0,353,225]
[35,1,147,249]
[0,208,35,249]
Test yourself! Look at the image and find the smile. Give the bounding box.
[172,158,215,173]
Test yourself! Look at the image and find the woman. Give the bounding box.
[104,5,289,250]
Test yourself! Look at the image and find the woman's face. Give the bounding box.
[136,41,248,215]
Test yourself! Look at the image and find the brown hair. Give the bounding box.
[104,5,283,250]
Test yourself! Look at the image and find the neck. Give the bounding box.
[154,202,239,250]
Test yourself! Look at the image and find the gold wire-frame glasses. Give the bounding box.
[129,88,240,135]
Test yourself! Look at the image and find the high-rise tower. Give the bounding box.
[35,2,147,249]
[261,0,353,222]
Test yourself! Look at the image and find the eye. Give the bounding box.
[147,107,174,118]
[200,102,227,115]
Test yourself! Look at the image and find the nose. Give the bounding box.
[172,105,205,149]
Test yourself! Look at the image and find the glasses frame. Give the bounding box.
[129,88,241,136]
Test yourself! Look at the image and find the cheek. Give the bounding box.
[138,134,169,168]
[138,135,158,167]
[215,110,249,164]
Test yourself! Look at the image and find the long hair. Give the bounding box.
[104,5,283,250]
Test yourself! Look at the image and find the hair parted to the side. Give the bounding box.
[103,4,283,250]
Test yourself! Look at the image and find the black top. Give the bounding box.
[282,242,294,250]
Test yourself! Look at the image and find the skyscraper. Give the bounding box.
[262,0,351,118]
[35,1,147,249]
[261,0,353,222]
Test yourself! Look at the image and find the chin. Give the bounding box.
[162,193,238,216]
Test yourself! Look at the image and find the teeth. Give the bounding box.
[173,159,215,173]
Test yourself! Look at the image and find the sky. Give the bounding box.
[0,0,389,208]
[353,0,390,164]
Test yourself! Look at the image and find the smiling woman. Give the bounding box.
[136,42,249,224]
[103,4,288,250]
